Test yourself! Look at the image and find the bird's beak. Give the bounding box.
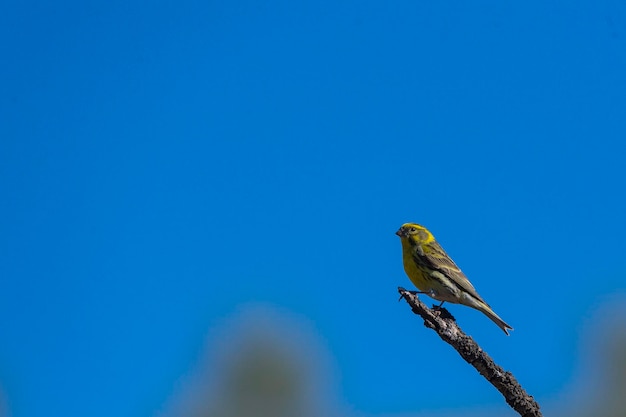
[395,228,405,237]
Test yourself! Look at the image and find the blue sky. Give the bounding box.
[1,1,626,416]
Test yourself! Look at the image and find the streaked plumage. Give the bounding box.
[396,223,513,335]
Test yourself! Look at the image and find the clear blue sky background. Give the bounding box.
[1,1,626,416]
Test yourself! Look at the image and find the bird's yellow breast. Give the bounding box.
[400,238,430,291]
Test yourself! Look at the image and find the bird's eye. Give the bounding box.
[410,227,416,232]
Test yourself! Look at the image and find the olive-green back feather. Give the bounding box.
[411,240,488,306]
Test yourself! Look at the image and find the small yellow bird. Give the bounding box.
[396,223,513,335]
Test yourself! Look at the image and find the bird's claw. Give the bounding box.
[397,288,425,302]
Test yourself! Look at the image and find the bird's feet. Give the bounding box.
[397,287,429,301]
[432,304,455,321]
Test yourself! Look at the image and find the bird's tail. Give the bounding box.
[477,303,513,335]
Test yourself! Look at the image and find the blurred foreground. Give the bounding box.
[158,305,343,417]
[1,301,623,417]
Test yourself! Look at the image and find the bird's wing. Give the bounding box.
[412,241,487,304]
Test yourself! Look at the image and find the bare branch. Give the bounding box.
[397,287,542,417]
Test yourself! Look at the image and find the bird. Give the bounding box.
[396,222,513,335]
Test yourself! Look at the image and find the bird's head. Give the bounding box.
[395,223,434,244]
